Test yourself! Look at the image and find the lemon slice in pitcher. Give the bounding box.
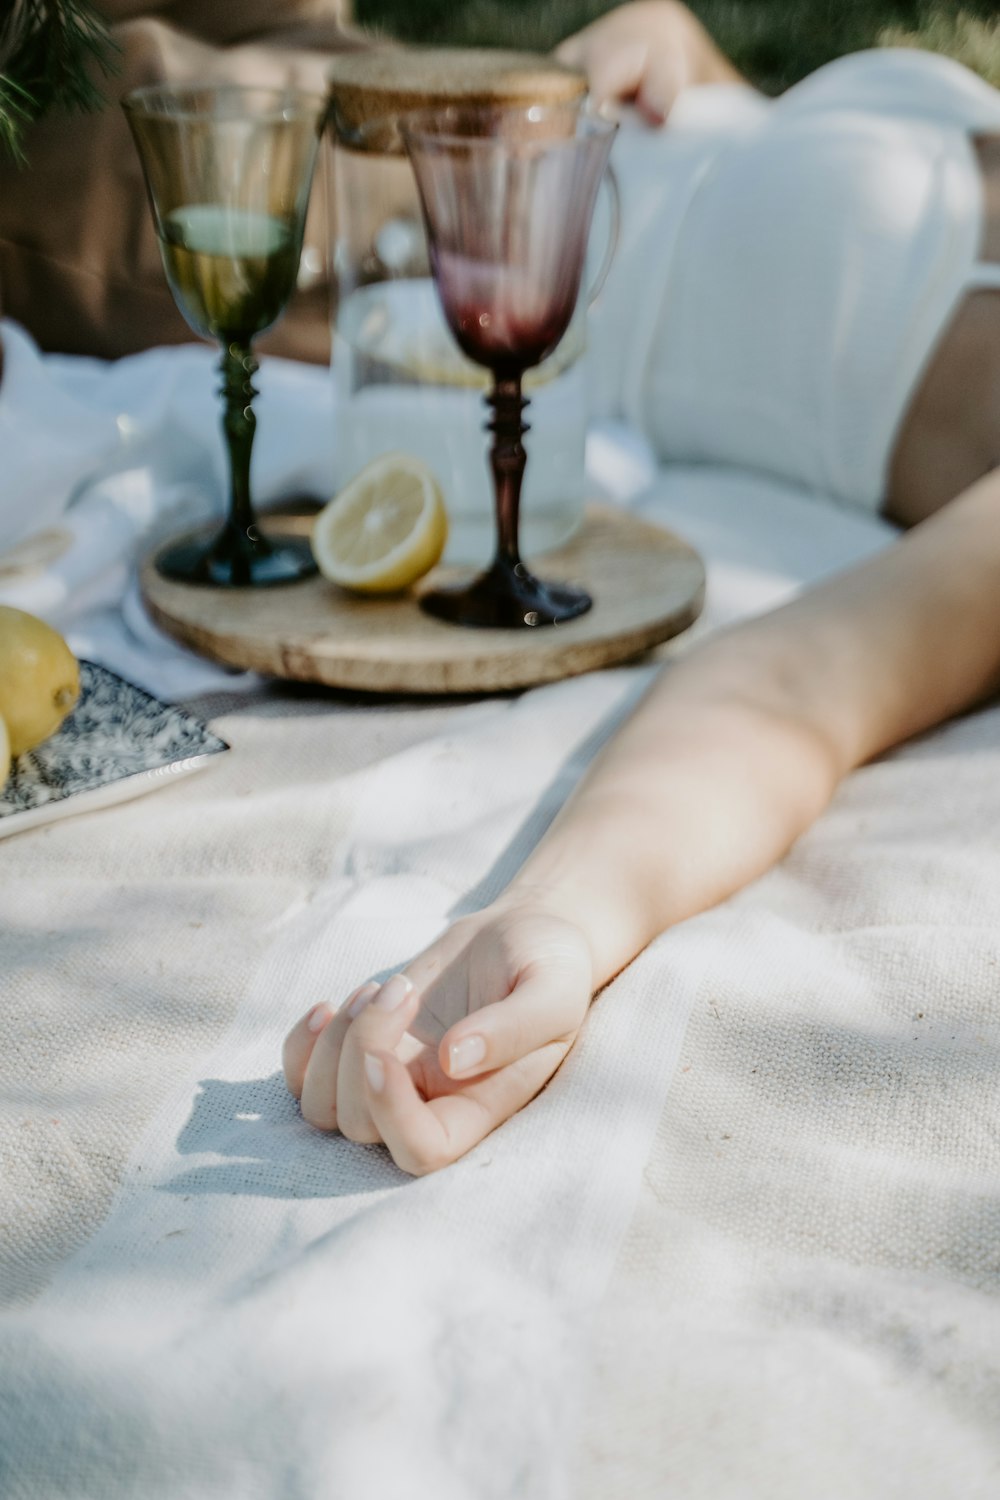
[313,454,447,594]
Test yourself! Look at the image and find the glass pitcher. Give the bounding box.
[326,49,616,568]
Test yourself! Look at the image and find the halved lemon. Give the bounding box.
[312,454,447,594]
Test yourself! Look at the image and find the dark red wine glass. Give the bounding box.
[402,103,617,628]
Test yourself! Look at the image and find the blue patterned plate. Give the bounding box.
[0,661,229,838]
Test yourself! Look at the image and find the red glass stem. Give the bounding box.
[487,374,530,570]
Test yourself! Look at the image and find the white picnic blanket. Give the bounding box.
[2,327,1000,1499]
[0,318,336,700]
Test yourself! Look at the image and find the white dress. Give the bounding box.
[593,49,1000,513]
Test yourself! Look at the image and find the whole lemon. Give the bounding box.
[0,607,80,757]
[0,715,9,787]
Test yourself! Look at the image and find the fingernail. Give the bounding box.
[364,1053,385,1093]
[448,1034,487,1077]
[307,1003,334,1033]
[345,981,380,1020]
[371,974,414,1013]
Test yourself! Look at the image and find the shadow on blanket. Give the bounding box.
[158,1072,405,1199]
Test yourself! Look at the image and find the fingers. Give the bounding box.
[296,981,381,1129]
[437,961,590,1082]
[283,906,594,1172]
[636,45,689,123]
[592,40,652,113]
[286,974,422,1141]
[282,981,377,1101]
[557,34,680,124]
[333,973,421,1143]
[555,1,705,124]
[362,1043,566,1177]
[282,915,476,1105]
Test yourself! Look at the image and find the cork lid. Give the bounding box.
[327,46,587,153]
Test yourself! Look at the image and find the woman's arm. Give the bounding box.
[506,467,1000,986]
[555,1,745,123]
[284,468,1000,1173]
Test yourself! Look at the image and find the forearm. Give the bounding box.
[506,657,841,986]
[506,470,1000,987]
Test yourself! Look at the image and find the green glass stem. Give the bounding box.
[213,339,270,583]
[152,336,316,587]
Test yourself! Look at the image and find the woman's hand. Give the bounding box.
[555,0,744,124]
[282,901,593,1176]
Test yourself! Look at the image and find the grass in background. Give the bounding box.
[881,8,1000,85]
[355,0,1000,94]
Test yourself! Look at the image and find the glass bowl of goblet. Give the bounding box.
[123,84,324,587]
[401,101,617,628]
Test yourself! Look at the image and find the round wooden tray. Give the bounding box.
[141,503,705,695]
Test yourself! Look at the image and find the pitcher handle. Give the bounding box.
[587,162,620,306]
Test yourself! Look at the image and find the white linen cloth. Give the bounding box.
[6,447,1000,1498]
[0,662,705,1500]
[578,692,1000,1500]
[13,353,1000,1495]
[0,450,902,1500]
[2,269,1000,1495]
[0,320,338,700]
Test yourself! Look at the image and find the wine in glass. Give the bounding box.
[402,102,617,628]
[123,85,323,587]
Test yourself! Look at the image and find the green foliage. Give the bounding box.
[0,0,117,162]
[880,8,1000,87]
[0,74,31,162]
[356,0,1000,95]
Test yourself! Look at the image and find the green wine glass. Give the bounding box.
[123,85,323,587]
